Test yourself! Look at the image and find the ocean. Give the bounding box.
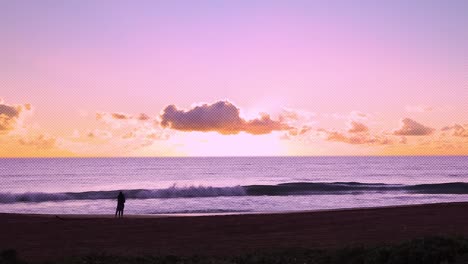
[0,156,467,215]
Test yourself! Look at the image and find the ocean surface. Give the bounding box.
[0,156,467,215]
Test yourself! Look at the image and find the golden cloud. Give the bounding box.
[18,134,56,149]
[318,129,392,145]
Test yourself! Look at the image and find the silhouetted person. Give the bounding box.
[115,191,126,218]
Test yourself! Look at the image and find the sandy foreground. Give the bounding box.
[2,202,468,262]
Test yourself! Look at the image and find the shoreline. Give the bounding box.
[2,200,466,218]
[2,201,468,262]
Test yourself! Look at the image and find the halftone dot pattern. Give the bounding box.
[1,156,467,215]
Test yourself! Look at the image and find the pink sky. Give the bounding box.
[1,1,467,156]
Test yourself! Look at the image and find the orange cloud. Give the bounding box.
[347,121,369,133]
[18,134,56,149]
[393,118,435,136]
[288,126,312,136]
[137,113,151,121]
[111,113,130,120]
[442,124,468,137]
[87,129,112,139]
[278,109,300,122]
[160,101,291,135]
[318,129,392,145]
[0,102,30,134]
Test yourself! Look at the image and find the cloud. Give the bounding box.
[318,128,392,145]
[442,124,468,137]
[347,121,369,133]
[18,134,56,149]
[350,111,369,120]
[393,118,435,136]
[288,126,312,136]
[0,101,31,134]
[122,131,136,139]
[399,136,408,144]
[96,112,153,128]
[111,113,131,120]
[160,101,291,135]
[137,113,151,121]
[87,129,113,139]
[92,110,169,150]
[278,109,301,122]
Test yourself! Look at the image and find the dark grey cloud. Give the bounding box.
[160,101,291,135]
[393,118,435,136]
[0,102,30,133]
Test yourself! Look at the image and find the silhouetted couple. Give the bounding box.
[115,191,126,218]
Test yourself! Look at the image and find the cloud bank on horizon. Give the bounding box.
[0,98,467,157]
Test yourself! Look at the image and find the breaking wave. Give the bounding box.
[2,182,468,204]
[0,185,246,204]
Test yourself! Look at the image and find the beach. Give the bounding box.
[2,202,468,262]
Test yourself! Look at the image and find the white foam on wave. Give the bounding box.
[0,185,247,204]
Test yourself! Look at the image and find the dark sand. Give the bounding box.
[2,202,468,262]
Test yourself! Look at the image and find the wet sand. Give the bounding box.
[2,202,468,262]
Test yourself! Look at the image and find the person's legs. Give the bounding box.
[115,208,118,218]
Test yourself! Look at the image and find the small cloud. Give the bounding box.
[97,112,153,122]
[288,126,313,136]
[278,109,300,122]
[96,111,154,129]
[399,136,408,144]
[87,129,112,139]
[350,111,369,120]
[278,108,316,123]
[160,100,291,135]
[347,121,369,133]
[0,101,31,134]
[318,129,393,145]
[122,131,135,139]
[441,124,468,137]
[393,118,435,136]
[137,113,151,121]
[146,132,170,141]
[111,113,131,120]
[18,134,56,149]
